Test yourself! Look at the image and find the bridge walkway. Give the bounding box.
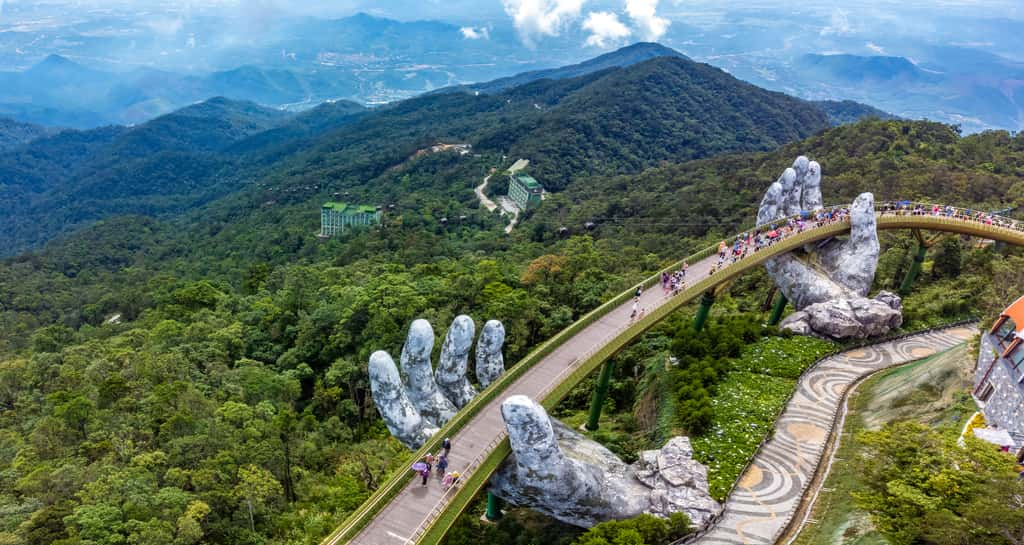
[348,247,721,544]
[331,204,1024,545]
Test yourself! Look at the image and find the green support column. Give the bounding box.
[692,291,716,332]
[768,293,788,326]
[585,361,615,431]
[898,243,928,296]
[485,492,503,521]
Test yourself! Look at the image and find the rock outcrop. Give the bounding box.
[490,396,721,528]
[779,290,903,339]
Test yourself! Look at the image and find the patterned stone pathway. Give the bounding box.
[693,325,976,545]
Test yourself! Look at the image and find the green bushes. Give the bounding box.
[571,513,693,545]
[667,315,772,435]
[666,317,835,499]
[853,422,1023,545]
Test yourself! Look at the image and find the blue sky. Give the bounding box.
[2,0,1021,52]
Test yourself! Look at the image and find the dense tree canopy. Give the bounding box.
[0,55,1022,545]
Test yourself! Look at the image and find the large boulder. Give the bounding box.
[780,291,903,339]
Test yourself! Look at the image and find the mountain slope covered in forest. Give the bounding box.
[1,111,1022,545]
[0,116,54,151]
[0,52,831,256]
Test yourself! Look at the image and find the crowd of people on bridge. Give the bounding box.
[413,437,461,491]
[878,201,1023,231]
[625,202,1020,323]
[708,205,854,274]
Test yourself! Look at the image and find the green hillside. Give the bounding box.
[0,55,831,257]
[1,45,1023,545]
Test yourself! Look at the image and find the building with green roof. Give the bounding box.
[509,173,544,210]
[320,202,381,237]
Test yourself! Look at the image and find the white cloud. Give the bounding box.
[820,8,852,36]
[583,11,631,47]
[460,26,489,39]
[625,0,669,42]
[865,42,885,54]
[502,0,586,47]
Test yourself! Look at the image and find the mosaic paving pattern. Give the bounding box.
[693,326,976,545]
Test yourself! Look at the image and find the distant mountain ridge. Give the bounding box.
[811,100,897,126]
[0,48,835,256]
[440,42,688,95]
[798,54,931,83]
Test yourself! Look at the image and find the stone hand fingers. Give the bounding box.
[801,159,823,212]
[435,315,478,408]
[829,192,880,296]
[400,319,458,426]
[476,320,506,388]
[757,180,784,227]
[370,316,507,450]
[369,351,439,449]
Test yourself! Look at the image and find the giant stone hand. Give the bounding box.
[369,316,505,449]
[491,396,720,528]
[369,318,720,529]
[758,157,902,338]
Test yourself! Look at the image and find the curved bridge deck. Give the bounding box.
[328,205,1024,545]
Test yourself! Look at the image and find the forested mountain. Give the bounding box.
[439,42,687,95]
[540,120,1024,246]
[1,116,1022,545]
[0,53,832,256]
[0,98,290,253]
[811,100,896,126]
[4,38,1020,544]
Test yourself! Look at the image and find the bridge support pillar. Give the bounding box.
[485,492,503,521]
[692,291,716,332]
[585,361,615,431]
[898,243,928,296]
[768,293,788,326]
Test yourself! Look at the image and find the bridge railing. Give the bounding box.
[322,237,732,544]
[875,201,1024,230]
[325,203,1024,545]
[412,222,866,544]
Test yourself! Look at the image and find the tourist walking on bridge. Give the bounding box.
[437,453,449,478]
